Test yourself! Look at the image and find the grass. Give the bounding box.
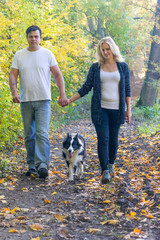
[50,95,160,137]
[50,92,92,129]
[132,102,160,135]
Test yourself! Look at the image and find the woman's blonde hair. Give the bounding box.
[96,36,124,65]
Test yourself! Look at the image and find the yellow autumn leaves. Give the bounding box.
[0,0,90,149]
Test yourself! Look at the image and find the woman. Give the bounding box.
[66,37,131,183]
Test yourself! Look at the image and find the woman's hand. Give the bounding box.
[125,108,132,125]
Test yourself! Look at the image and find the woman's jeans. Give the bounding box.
[21,100,51,171]
[94,108,121,173]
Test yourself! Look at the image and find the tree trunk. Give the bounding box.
[137,0,160,106]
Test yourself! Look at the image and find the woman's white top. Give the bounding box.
[100,69,120,110]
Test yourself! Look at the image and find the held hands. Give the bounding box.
[58,96,72,107]
[59,92,79,106]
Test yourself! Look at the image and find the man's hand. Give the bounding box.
[58,95,69,107]
[12,93,21,103]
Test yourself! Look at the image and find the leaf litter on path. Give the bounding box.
[0,119,160,240]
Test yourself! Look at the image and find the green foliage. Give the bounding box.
[50,92,91,129]
[0,0,90,149]
[77,0,156,64]
[132,103,160,135]
[0,0,157,149]
[0,158,8,173]
[0,80,23,150]
[0,157,11,178]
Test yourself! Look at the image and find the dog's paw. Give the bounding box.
[68,176,74,181]
[77,174,83,179]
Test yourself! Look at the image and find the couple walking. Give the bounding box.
[9,25,131,183]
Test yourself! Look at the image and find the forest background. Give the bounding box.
[0,0,160,151]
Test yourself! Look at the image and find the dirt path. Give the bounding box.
[0,119,160,240]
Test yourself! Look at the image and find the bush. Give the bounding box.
[132,103,160,135]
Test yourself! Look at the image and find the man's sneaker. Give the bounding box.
[108,164,114,174]
[26,169,37,176]
[101,170,110,184]
[38,168,48,179]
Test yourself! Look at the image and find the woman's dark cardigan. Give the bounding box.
[78,61,131,125]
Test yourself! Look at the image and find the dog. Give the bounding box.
[62,133,86,181]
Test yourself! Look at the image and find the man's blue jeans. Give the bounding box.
[94,108,121,173]
[21,100,51,171]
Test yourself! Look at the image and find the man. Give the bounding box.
[9,25,68,179]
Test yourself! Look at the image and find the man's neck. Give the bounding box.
[27,46,41,52]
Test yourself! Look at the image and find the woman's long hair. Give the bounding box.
[96,36,124,65]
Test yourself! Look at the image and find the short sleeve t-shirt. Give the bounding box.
[11,47,57,102]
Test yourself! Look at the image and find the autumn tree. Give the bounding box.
[0,0,158,149]
[0,0,90,149]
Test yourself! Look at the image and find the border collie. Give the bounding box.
[62,133,86,181]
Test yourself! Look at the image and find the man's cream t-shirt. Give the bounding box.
[11,47,57,102]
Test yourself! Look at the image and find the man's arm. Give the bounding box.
[50,65,68,106]
[9,68,20,103]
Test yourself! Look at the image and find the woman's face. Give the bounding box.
[101,43,114,61]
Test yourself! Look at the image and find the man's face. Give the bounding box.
[27,30,41,49]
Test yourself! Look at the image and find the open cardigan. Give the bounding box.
[78,61,131,125]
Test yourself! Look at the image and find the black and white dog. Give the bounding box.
[62,133,86,181]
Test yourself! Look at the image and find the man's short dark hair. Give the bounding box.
[26,25,42,37]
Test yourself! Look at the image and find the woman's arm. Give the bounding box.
[125,96,132,124]
[123,63,131,124]
[77,63,95,97]
[68,92,81,104]
[67,63,96,105]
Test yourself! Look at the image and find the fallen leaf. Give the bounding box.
[100,219,119,225]
[44,199,51,204]
[0,179,4,184]
[8,187,15,190]
[0,195,7,203]
[89,228,101,234]
[115,212,124,217]
[103,200,111,204]
[130,211,136,218]
[9,228,18,233]
[133,228,142,234]
[52,192,57,195]
[17,216,28,220]
[141,210,147,215]
[59,228,70,239]
[54,214,64,222]
[88,178,96,182]
[0,195,5,199]
[21,188,29,192]
[146,214,154,219]
[30,224,43,231]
